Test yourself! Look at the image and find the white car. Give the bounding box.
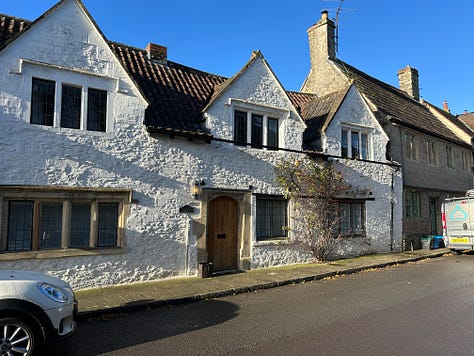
[0,270,77,355]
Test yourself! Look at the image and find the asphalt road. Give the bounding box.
[52,253,474,356]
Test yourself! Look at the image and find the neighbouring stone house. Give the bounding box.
[302,10,473,249]
[0,0,401,290]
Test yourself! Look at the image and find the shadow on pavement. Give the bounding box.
[50,299,239,355]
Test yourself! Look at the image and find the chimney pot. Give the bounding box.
[145,43,167,63]
[443,101,450,113]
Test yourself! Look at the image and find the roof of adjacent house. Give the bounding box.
[330,59,472,146]
[458,112,474,134]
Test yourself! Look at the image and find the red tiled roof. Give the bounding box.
[0,14,30,47]
[109,42,226,136]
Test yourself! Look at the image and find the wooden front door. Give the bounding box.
[207,196,238,271]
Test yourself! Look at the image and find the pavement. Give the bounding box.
[75,248,449,320]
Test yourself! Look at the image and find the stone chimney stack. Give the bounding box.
[397,65,420,100]
[307,10,336,69]
[145,43,167,63]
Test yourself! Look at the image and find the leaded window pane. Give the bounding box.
[341,129,348,158]
[70,202,91,248]
[87,88,107,132]
[251,114,263,148]
[7,201,34,251]
[97,203,118,247]
[31,78,55,126]
[61,85,82,129]
[351,131,360,158]
[234,110,247,145]
[39,203,63,249]
[267,118,279,149]
[256,198,287,240]
[361,134,368,160]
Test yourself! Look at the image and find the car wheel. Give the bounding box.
[0,317,38,356]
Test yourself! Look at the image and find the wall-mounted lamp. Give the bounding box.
[192,179,206,200]
[192,181,200,199]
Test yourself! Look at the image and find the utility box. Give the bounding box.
[197,262,213,278]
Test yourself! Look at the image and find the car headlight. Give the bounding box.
[37,282,69,303]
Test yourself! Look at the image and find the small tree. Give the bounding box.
[276,157,349,262]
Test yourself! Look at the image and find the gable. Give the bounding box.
[322,85,389,162]
[203,52,305,150]
[0,0,146,109]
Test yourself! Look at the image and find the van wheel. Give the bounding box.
[450,249,462,255]
[0,317,39,356]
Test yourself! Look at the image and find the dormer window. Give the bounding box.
[233,109,279,150]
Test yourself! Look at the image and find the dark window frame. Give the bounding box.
[87,88,107,132]
[256,196,288,241]
[61,84,82,129]
[338,200,366,237]
[30,78,55,126]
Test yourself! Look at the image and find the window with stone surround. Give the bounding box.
[339,201,365,237]
[30,77,108,132]
[256,196,288,241]
[31,78,55,126]
[341,126,370,160]
[427,139,438,165]
[405,191,420,219]
[404,132,418,161]
[233,109,280,150]
[0,187,130,257]
[446,145,454,169]
[462,150,470,172]
[61,84,82,129]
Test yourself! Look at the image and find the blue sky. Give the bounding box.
[2,0,473,115]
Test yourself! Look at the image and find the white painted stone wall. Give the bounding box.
[0,1,402,289]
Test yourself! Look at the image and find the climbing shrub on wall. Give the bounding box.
[276,158,349,262]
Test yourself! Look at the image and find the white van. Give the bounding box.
[442,190,474,254]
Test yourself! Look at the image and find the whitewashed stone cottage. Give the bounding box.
[0,0,402,289]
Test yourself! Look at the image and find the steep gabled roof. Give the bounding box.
[110,42,226,137]
[331,59,470,147]
[0,11,227,138]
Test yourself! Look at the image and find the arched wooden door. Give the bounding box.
[207,196,238,271]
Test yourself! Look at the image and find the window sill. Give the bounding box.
[0,247,127,261]
[254,239,293,246]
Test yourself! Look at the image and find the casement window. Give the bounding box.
[31,78,55,126]
[30,78,108,132]
[405,191,420,219]
[233,110,280,149]
[404,132,418,161]
[0,187,130,254]
[427,139,438,165]
[446,145,454,169]
[61,84,82,129]
[462,150,470,172]
[87,88,108,132]
[341,128,369,159]
[256,196,288,241]
[339,201,365,237]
